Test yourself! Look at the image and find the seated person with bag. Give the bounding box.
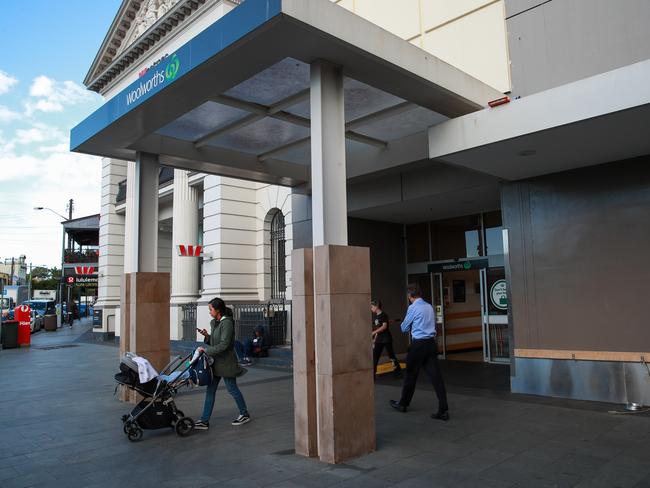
[235,326,269,365]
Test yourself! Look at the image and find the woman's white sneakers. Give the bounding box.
[231,414,251,426]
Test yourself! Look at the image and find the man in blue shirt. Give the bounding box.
[390,284,449,420]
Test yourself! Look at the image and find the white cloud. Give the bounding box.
[0,70,18,95]
[0,104,20,122]
[26,76,94,115]
[15,124,64,145]
[29,75,54,97]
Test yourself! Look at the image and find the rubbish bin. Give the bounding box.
[44,315,57,332]
[1,320,19,349]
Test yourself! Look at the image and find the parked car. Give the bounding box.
[23,300,56,333]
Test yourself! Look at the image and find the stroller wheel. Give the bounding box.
[126,425,143,442]
[175,417,194,437]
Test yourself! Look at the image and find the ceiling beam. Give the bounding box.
[204,90,391,154]
[132,134,309,186]
[346,101,417,131]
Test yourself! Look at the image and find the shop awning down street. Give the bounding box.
[70,0,502,187]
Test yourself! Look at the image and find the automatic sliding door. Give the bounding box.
[483,267,510,363]
[432,272,445,359]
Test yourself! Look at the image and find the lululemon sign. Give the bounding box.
[15,304,31,346]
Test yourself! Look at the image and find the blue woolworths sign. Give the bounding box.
[126,53,180,106]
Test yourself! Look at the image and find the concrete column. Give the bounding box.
[136,152,159,272]
[123,161,137,274]
[170,169,200,340]
[310,61,348,247]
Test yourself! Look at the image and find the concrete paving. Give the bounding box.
[1,319,650,487]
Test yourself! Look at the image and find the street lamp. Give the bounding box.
[34,204,71,327]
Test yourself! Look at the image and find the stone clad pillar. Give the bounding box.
[292,248,317,457]
[289,60,375,463]
[314,245,374,463]
[119,153,170,403]
[170,169,200,340]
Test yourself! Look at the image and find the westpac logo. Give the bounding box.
[126,53,180,106]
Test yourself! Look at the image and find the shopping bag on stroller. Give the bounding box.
[189,352,213,386]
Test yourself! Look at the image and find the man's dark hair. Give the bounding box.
[208,297,227,315]
[407,283,422,298]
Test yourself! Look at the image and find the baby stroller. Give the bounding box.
[115,352,198,442]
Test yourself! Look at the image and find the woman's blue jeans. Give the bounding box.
[200,376,248,422]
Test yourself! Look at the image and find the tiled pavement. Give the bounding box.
[1,320,650,488]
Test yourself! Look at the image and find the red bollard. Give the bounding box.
[15,305,31,347]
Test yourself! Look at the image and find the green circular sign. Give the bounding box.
[463,261,471,270]
[490,279,508,310]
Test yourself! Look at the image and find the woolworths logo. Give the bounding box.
[126,54,180,106]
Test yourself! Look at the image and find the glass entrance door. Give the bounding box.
[481,267,510,363]
[432,272,446,359]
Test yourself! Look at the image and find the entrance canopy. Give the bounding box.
[71,0,502,186]
[428,59,650,180]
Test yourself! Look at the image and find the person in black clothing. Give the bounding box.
[371,300,402,378]
[235,326,268,366]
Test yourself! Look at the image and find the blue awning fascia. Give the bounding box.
[70,0,282,151]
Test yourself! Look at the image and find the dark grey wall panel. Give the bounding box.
[502,156,650,352]
[506,0,650,96]
[349,217,409,353]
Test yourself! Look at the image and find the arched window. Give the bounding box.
[270,210,286,299]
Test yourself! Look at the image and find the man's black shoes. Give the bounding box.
[389,400,407,412]
[431,411,450,421]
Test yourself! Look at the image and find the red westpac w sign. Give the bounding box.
[75,266,95,275]
[177,245,203,257]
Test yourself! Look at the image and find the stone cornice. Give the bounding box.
[85,0,242,94]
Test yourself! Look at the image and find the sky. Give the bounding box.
[0,0,122,268]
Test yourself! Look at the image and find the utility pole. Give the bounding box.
[28,263,32,302]
[10,257,15,286]
[66,199,74,249]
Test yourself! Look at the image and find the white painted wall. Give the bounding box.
[331,0,511,93]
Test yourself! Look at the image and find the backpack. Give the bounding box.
[190,353,213,386]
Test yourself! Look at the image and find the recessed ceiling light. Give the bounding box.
[517,149,536,157]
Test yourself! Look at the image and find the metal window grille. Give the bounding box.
[232,302,287,346]
[270,211,286,300]
[181,303,197,341]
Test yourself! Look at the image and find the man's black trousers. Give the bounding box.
[399,338,448,413]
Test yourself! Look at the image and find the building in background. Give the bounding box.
[61,214,100,314]
[0,256,27,286]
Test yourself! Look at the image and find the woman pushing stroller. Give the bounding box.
[195,297,251,430]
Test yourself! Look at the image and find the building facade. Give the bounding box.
[90,0,512,343]
[75,0,650,463]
